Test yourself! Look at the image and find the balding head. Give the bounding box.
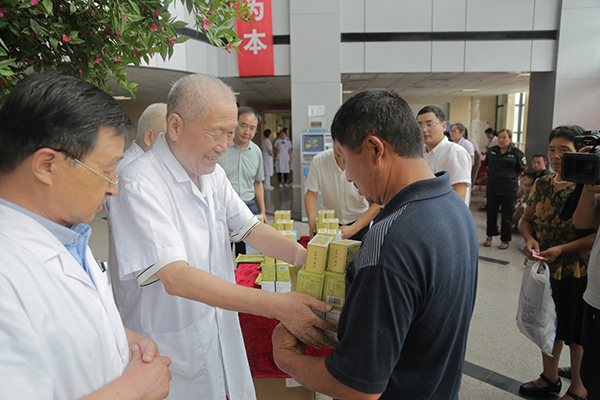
[136,103,167,152]
[167,74,236,125]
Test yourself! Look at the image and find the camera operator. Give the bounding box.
[572,144,600,400]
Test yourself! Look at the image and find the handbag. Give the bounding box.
[516,260,557,356]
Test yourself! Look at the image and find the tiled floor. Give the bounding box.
[89,186,574,400]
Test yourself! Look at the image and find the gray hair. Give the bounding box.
[167,74,236,123]
[137,103,167,140]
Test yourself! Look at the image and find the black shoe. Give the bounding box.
[558,366,572,379]
[519,374,561,396]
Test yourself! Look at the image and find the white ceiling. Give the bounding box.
[110,66,531,105]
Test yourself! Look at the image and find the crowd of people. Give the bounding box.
[0,72,598,400]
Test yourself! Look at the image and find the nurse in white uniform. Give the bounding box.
[0,73,171,400]
[109,74,336,400]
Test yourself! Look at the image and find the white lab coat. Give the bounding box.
[108,136,257,400]
[274,137,291,174]
[0,204,129,400]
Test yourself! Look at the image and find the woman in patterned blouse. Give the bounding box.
[519,125,597,400]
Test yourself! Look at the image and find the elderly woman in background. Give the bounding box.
[519,125,597,400]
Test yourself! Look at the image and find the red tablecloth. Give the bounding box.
[235,262,334,378]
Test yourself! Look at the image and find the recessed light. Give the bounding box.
[461,89,480,92]
[113,95,132,101]
[342,90,354,94]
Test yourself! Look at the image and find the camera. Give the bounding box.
[562,130,600,185]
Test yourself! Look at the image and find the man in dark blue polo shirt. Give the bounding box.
[272,89,479,399]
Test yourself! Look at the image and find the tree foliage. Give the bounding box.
[0,0,252,98]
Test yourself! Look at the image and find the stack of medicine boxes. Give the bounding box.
[260,210,294,293]
[296,210,361,341]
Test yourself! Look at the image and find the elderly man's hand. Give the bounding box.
[274,292,338,348]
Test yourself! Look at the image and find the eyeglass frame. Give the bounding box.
[51,148,119,189]
[417,121,441,129]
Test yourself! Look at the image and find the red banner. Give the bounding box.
[236,0,274,78]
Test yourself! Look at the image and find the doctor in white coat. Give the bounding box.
[108,73,336,400]
[0,73,172,400]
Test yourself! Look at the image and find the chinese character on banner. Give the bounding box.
[236,0,274,77]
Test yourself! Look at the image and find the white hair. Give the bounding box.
[167,74,236,123]
[136,102,167,140]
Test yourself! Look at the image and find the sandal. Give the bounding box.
[483,237,492,247]
[519,373,562,396]
[563,390,588,400]
[499,242,509,250]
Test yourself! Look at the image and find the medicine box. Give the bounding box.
[276,264,291,281]
[327,229,341,240]
[323,271,345,309]
[317,228,328,236]
[261,281,276,292]
[305,235,333,274]
[326,210,335,219]
[261,263,276,281]
[276,281,292,293]
[279,230,295,241]
[317,209,327,223]
[264,255,275,264]
[327,239,361,274]
[274,210,291,222]
[296,269,325,300]
[324,308,341,343]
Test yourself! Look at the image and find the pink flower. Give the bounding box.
[228,2,233,7]
[0,8,7,17]
[210,11,214,15]
[227,43,233,54]
[62,34,71,43]
[30,0,38,6]
[96,56,102,63]
[79,68,82,74]
[155,11,160,16]
[123,14,128,21]
[116,29,121,37]
[149,50,154,55]
[151,23,158,31]
[28,59,34,64]
[202,18,211,31]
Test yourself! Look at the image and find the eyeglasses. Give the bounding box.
[418,122,441,129]
[54,149,119,189]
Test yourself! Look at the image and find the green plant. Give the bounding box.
[0,0,251,98]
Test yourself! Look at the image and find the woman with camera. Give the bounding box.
[519,125,597,400]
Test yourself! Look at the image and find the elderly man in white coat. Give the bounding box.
[0,73,172,400]
[108,73,336,400]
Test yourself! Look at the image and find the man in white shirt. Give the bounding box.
[108,73,336,400]
[118,102,167,173]
[305,142,380,240]
[0,73,171,400]
[418,105,472,205]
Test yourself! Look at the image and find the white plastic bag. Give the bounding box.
[516,260,557,356]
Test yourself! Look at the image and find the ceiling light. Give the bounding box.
[461,89,480,92]
[342,90,354,94]
[113,95,132,101]
[518,73,531,77]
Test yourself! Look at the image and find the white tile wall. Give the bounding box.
[432,41,465,72]
[465,41,532,72]
[365,0,433,32]
[365,42,432,73]
[466,0,535,31]
[341,43,365,73]
[432,0,467,32]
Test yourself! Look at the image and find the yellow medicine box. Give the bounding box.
[327,229,341,240]
[279,230,295,241]
[256,214,264,223]
[264,255,275,264]
[261,263,276,281]
[305,235,333,274]
[327,239,361,274]
[274,210,291,222]
[296,269,325,300]
[317,228,328,236]
[276,264,291,281]
[326,209,335,219]
[317,209,327,223]
[323,271,346,309]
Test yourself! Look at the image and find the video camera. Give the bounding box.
[561,130,600,185]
